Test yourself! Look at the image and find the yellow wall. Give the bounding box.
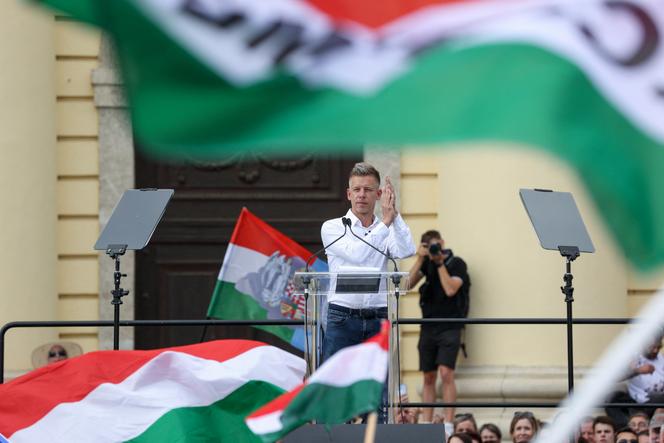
[0,3,58,373]
[0,6,100,377]
[399,145,664,401]
[54,17,100,353]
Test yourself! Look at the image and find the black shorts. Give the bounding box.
[418,328,461,371]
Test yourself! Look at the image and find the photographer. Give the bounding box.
[408,230,470,429]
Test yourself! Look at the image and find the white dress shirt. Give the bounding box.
[321,209,416,308]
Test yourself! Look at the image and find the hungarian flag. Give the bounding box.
[0,340,305,442]
[36,0,664,269]
[208,207,327,351]
[245,321,389,442]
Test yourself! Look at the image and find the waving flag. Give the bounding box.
[245,321,389,442]
[0,340,305,443]
[36,0,664,269]
[208,207,327,351]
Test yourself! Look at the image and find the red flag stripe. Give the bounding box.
[0,340,265,436]
[365,320,390,351]
[246,320,389,421]
[247,384,305,418]
[229,207,315,260]
[304,0,476,29]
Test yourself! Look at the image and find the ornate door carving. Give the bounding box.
[134,150,361,349]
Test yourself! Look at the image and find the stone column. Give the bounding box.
[93,37,135,350]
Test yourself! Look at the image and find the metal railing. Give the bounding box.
[4,316,660,410]
[0,319,302,383]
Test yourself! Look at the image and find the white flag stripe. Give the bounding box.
[307,341,387,387]
[386,0,664,144]
[245,410,285,435]
[139,0,663,144]
[11,347,305,443]
[217,243,268,282]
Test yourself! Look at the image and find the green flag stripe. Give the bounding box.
[270,380,383,441]
[40,0,664,269]
[208,281,295,344]
[126,381,284,443]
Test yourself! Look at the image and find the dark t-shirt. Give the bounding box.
[419,254,469,331]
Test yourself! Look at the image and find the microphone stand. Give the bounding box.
[302,219,349,376]
[345,219,404,422]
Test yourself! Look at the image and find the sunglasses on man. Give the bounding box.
[48,350,67,358]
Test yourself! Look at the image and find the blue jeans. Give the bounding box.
[322,304,388,423]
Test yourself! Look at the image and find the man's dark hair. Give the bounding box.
[616,426,637,436]
[448,433,473,443]
[594,416,616,432]
[421,230,442,244]
[348,162,380,184]
[465,431,481,443]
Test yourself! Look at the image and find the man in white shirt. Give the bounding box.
[607,336,664,427]
[321,162,416,362]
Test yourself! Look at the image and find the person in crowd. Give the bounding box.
[395,407,419,424]
[449,433,474,443]
[409,229,469,425]
[607,336,664,427]
[615,427,638,443]
[395,386,419,424]
[32,341,82,368]
[630,412,651,434]
[320,162,415,422]
[46,344,68,364]
[510,411,539,443]
[479,423,502,443]
[467,431,481,443]
[454,413,478,434]
[637,430,649,443]
[580,416,597,443]
[650,412,664,443]
[595,416,617,443]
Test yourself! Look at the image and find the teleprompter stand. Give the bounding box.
[94,189,173,350]
[520,189,595,393]
[107,244,129,351]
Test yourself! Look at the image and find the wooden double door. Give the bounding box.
[134,150,362,350]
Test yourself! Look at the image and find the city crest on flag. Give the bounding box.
[208,208,327,350]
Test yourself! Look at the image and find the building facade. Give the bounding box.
[2,3,663,426]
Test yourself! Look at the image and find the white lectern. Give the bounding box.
[293,271,409,423]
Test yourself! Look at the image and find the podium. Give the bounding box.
[293,271,409,423]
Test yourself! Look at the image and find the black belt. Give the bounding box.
[328,304,388,319]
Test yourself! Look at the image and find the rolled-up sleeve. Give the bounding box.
[386,214,416,259]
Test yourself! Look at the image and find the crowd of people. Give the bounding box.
[394,408,664,443]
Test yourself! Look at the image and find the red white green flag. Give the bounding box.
[207,207,326,350]
[35,0,664,269]
[245,321,389,442]
[0,340,305,442]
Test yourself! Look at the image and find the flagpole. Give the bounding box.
[363,412,378,443]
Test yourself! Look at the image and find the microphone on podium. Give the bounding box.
[343,217,398,272]
[304,217,350,272]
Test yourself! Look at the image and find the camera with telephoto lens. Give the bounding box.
[429,243,453,259]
